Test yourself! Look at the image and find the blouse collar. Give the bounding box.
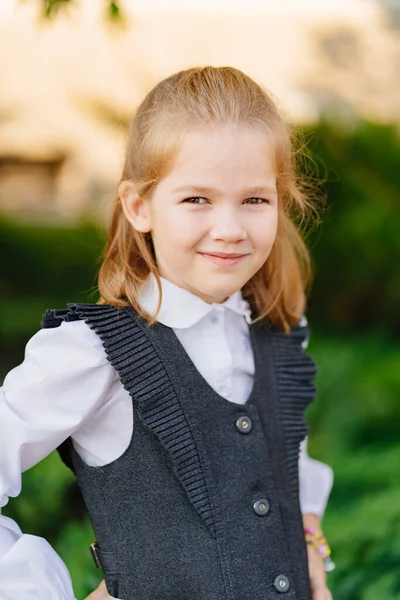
[138,273,252,329]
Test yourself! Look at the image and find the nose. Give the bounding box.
[209,207,247,243]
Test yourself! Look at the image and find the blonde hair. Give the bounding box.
[98,66,320,332]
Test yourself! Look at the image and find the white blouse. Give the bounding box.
[0,275,333,599]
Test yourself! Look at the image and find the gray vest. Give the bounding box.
[42,303,317,600]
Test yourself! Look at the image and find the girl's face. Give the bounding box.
[121,124,278,303]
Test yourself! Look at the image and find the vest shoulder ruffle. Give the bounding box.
[267,318,317,500]
[42,303,126,328]
[41,304,96,328]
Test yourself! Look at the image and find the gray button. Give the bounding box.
[235,416,253,434]
[274,575,290,593]
[210,313,219,324]
[253,498,270,516]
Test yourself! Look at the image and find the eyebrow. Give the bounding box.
[172,185,277,196]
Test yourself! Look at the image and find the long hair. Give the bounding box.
[98,66,320,332]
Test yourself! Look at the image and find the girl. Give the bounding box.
[0,66,334,600]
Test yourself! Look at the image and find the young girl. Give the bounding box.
[0,66,334,600]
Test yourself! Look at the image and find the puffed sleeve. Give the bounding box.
[0,319,115,599]
[299,438,334,518]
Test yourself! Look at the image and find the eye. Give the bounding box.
[244,197,270,205]
[182,197,208,205]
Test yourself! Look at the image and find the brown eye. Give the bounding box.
[183,197,208,204]
[245,197,269,205]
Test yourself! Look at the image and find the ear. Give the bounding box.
[119,181,152,233]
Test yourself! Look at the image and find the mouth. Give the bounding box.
[198,251,249,266]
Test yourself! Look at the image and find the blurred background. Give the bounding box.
[0,0,399,598]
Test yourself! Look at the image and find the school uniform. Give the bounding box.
[0,275,333,599]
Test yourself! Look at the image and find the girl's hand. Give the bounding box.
[303,513,333,600]
[307,544,333,600]
[85,580,116,600]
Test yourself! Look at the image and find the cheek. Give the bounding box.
[152,222,201,256]
[250,211,278,249]
[158,212,206,247]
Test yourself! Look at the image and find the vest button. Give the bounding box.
[252,498,270,516]
[235,415,253,434]
[274,575,290,593]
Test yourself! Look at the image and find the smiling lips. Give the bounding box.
[198,251,249,266]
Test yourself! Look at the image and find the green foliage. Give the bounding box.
[42,0,71,18]
[0,217,104,303]
[0,217,105,372]
[303,120,400,335]
[37,0,123,20]
[0,218,105,379]
[306,333,400,599]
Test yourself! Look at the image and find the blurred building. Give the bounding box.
[0,0,398,220]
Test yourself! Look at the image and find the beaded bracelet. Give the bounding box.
[304,527,336,573]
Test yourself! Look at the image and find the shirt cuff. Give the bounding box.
[0,516,77,600]
[299,455,334,519]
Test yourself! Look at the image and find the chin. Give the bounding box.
[200,284,241,302]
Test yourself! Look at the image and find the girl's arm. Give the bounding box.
[297,319,334,599]
[0,320,115,599]
[299,441,334,600]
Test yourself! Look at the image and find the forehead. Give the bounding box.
[165,124,277,188]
